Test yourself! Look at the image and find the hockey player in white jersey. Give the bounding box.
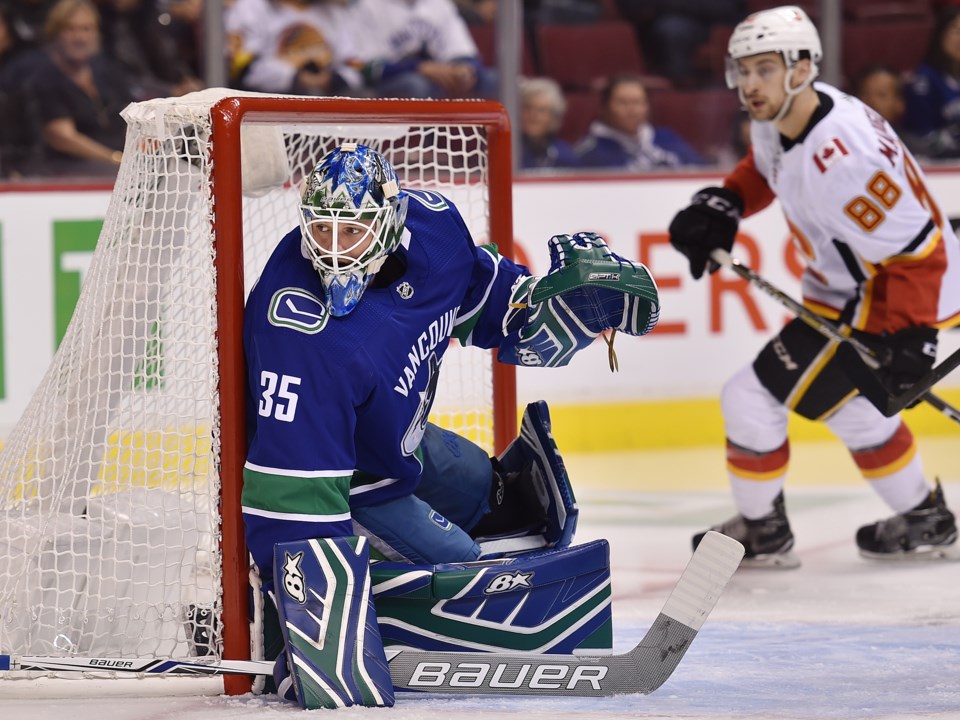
[668,6,959,566]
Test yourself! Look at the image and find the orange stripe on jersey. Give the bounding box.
[726,439,790,480]
[851,422,916,478]
[862,229,947,332]
[723,147,776,218]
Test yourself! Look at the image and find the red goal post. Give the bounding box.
[0,91,517,696]
[211,95,517,694]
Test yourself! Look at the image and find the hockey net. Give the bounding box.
[0,90,515,693]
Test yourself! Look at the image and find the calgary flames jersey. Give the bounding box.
[724,82,960,334]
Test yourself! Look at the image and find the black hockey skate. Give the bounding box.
[856,481,959,561]
[692,492,799,569]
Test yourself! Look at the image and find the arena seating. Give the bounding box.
[535,21,670,92]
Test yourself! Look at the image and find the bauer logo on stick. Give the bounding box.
[282,551,307,604]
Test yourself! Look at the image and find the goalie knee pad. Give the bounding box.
[473,400,578,551]
[273,536,394,709]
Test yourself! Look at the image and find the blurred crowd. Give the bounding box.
[2,0,960,180]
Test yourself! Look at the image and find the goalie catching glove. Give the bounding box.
[499,232,660,368]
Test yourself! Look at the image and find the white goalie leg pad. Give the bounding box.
[273,536,394,709]
[490,400,579,551]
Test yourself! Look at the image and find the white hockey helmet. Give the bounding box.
[726,6,822,118]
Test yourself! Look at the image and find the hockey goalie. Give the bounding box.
[241,143,661,708]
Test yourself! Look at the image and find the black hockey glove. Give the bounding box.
[855,326,939,407]
[668,186,744,280]
[882,326,939,395]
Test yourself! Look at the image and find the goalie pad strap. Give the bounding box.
[273,536,394,709]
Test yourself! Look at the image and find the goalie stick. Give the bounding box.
[0,531,744,697]
[710,249,960,425]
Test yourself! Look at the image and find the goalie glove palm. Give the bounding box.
[532,232,660,336]
[498,232,660,368]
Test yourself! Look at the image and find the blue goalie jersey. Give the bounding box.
[242,190,529,582]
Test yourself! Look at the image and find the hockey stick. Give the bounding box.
[836,344,960,418]
[1,531,744,697]
[711,250,960,424]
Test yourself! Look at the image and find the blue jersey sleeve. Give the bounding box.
[452,243,532,349]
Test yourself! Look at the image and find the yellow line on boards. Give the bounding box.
[541,388,960,454]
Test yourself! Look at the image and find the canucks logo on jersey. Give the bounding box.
[269,288,329,334]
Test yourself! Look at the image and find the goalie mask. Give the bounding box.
[726,6,822,122]
[299,143,408,317]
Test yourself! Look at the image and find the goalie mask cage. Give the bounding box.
[0,90,516,696]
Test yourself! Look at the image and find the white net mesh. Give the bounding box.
[0,91,501,680]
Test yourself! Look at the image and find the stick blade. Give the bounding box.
[661,531,745,631]
[624,531,745,696]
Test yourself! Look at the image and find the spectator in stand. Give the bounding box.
[156,0,203,83]
[616,0,745,88]
[98,0,203,99]
[852,64,927,158]
[225,0,268,86]
[235,0,363,96]
[453,0,496,25]
[0,3,43,176]
[903,7,960,158]
[518,76,580,170]
[855,65,906,129]
[345,0,497,99]
[6,0,53,45]
[30,0,135,177]
[0,4,41,91]
[575,73,704,170]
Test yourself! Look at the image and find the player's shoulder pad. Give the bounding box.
[405,188,451,212]
[405,188,474,242]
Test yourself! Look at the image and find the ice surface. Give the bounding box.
[3,440,958,720]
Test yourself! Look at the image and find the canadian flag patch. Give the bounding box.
[813,137,849,173]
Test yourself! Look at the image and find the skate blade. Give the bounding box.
[859,542,960,562]
[739,550,801,570]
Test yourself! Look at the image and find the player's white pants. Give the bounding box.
[722,363,930,518]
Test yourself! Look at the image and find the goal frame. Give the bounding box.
[208,96,517,694]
